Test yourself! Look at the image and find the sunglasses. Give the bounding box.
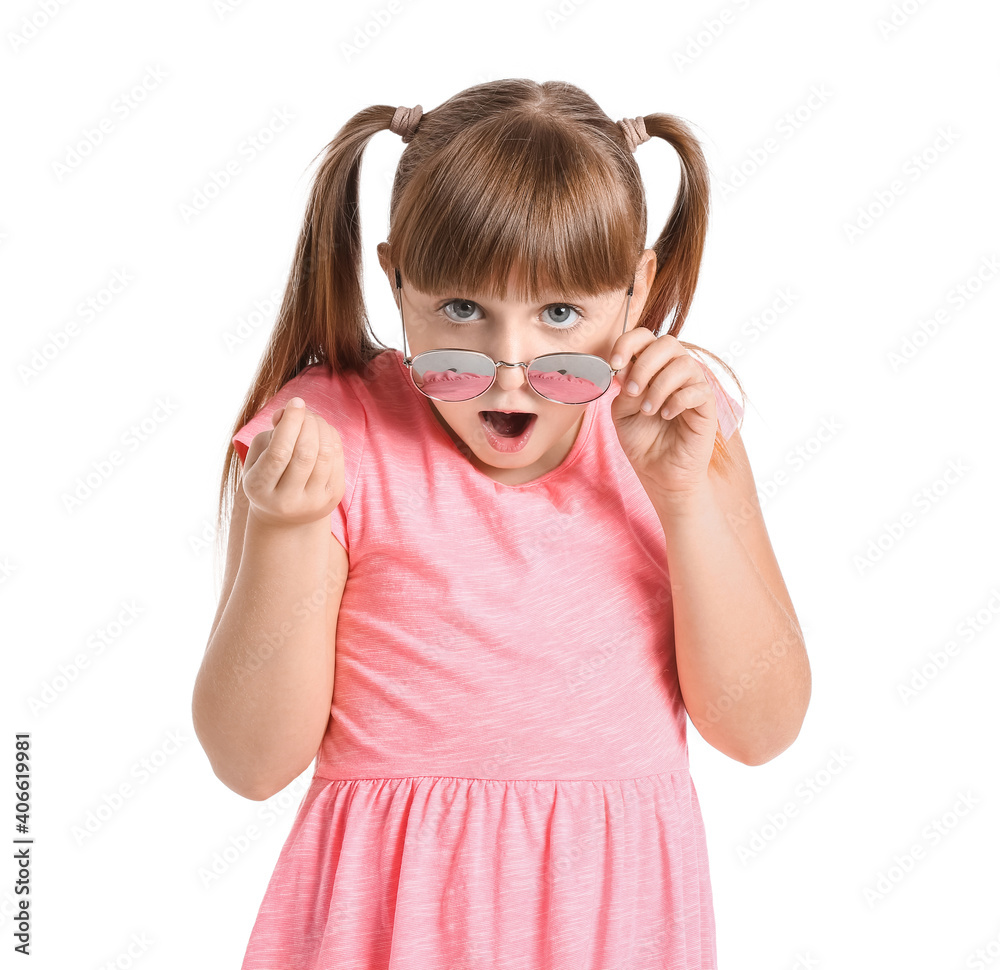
[395,267,635,406]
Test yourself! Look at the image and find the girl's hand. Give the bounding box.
[608,331,719,502]
[241,397,346,528]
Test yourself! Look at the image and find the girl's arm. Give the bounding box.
[652,431,811,766]
[192,486,349,800]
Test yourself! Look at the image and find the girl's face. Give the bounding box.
[379,249,656,486]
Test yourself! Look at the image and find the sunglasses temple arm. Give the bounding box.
[395,268,410,362]
[621,280,634,339]
[611,280,635,374]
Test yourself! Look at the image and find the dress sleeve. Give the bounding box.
[693,358,744,441]
[231,365,367,553]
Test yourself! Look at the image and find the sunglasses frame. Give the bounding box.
[394,268,636,406]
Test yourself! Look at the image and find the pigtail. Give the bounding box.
[636,112,747,477]
[286,106,399,376]
[636,114,710,338]
[213,105,399,585]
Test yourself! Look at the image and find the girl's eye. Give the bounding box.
[440,299,483,322]
[541,304,582,329]
[438,300,586,331]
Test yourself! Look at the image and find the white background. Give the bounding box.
[3,0,999,967]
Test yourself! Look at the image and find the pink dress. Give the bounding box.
[231,348,743,970]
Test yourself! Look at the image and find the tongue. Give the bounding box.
[485,411,531,437]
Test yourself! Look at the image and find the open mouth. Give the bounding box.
[479,410,536,437]
[478,410,539,452]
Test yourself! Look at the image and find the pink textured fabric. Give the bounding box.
[231,348,744,970]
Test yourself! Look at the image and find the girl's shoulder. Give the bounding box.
[691,357,744,441]
[232,359,373,463]
[232,355,388,552]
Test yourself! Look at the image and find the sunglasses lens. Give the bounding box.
[410,351,612,404]
[410,351,495,402]
[527,354,612,404]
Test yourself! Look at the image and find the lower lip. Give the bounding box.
[479,413,538,453]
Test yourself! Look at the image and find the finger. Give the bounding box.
[254,397,309,489]
[272,404,321,495]
[618,335,689,398]
[657,379,715,422]
[271,391,315,426]
[304,420,345,499]
[639,355,713,418]
[611,337,681,418]
[609,328,657,387]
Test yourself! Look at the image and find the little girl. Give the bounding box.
[193,78,811,970]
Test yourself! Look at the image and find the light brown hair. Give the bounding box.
[216,78,746,568]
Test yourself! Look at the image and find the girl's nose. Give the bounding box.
[493,361,530,393]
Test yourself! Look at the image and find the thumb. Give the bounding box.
[271,395,305,425]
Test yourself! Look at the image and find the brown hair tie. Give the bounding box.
[389,104,423,143]
[618,115,650,153]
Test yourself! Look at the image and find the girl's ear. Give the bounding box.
[377,241,392,277]
[376,242,400,306]
[637,248,657,297]
[630,248,658,320]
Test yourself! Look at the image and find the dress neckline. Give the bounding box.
[391,348,599,490]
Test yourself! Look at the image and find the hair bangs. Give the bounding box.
[390,115,642,304]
